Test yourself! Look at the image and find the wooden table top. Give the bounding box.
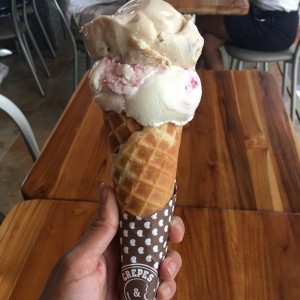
[22,70,300,212]
[166,0,249,15]
[1,199,300,299]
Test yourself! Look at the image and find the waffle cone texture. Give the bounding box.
[104,110,182,217]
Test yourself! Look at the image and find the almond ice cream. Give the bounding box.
[81,0,202,68]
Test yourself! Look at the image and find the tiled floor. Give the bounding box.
[0,41,300,217]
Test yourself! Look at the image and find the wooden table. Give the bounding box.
[22,70,300,212]
[166,0,249,15]
[1,199,300,300]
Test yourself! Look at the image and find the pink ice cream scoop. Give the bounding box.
[90,58,202,127]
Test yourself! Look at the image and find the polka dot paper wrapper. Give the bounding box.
[119,193,176,300]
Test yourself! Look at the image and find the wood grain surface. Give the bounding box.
[1,200,300,299]
[178,71,300,212]
[166,0,249,15]
[22,71,300,212]
[173,207,300,300]
[0,200,97,300]
[23,74,113,200]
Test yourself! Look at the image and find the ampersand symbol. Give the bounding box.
[133,288,140,297]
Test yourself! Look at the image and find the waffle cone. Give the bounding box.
[104,110,182,216]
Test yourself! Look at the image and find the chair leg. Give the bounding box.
[52,0,78,90]
[16,3,35,71]
[0,94,40,161]
[11,0,45,96]
[17,33,45,96]
[237,60,243,70]
[21,32,36,71]
[23,2,51,78]
[31,0,56,58]
[290,63,298,123]
[282,62,289,97]
[229,58,235,69]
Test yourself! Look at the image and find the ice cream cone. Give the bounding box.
[103,111,143,154]
[81,0,203,297]
[104,110,182,217]
[104,110,180,299]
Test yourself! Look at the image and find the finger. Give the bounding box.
[156,280,177,300]
[77,184,119,255]
[159,249,182,281]
[168,216,185,243]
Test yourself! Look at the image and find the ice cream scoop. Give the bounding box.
[89,57,202,126]
[81,0,203,68]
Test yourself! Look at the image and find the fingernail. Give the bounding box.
[171,217,178,226]
[166,260,176,278]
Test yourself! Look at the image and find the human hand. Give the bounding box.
[40,184,185,300]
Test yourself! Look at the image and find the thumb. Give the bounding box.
[77,184,119,256]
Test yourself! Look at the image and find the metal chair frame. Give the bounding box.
[52,0,78,90]
[0,94,40,161]
[26,0,56,58]
[0,0,52,96]
[0,93,40,221]
[225,41,300,122]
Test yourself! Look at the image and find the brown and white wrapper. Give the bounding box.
[119,193,177,300]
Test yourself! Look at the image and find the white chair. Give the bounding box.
[225,39,300,122]
[0,94,40,161]
[0,0,52,96]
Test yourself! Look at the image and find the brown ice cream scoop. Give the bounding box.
[81,0,203,68]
